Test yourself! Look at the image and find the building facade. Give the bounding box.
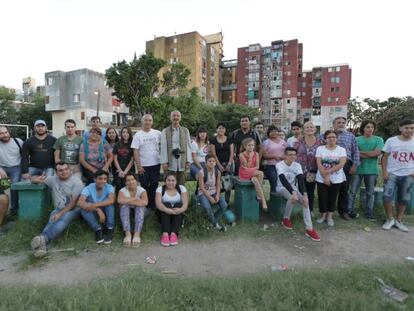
[220,59,237,104]
[146,31,223,104]
[44,68,128,137]
[22,77,36,103]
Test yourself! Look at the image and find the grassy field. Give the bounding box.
[0,263,413,310]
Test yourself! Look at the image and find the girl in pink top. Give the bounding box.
[238,138,268,211]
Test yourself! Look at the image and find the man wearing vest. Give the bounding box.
[160,111,192,186]
[0,126,23,215]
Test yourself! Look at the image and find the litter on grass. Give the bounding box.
[376,277,409,303]
[146,256,157,264]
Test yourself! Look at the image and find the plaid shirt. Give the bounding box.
[319,130,360,166]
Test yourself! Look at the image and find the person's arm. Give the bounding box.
[50,195,80,221]
[229,143,235,164]
[79,151,96,173]
[349,136,360,174]
[254,152,260,170]
[381,152,389,181]
[327,156,347,173]
[30,175,47,184]
[133,149,145,174]
[118,190,148,206]
[359,150,383,158]
[54,149,61,164]
[185,129,192,168]
[160,130,168,171]
[239,152,248,168]
[103,149,113,172]
[21,140,30,178]
[198,171,215,203]
[296,174,307,195]
[191,148,202,168]
[92,192,115,209]
[123,157,134,175]
[175,190,189,213]
[279,174,295,194]
[113,154,122,174]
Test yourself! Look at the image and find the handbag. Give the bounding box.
[0,178,11,190]
[221,174,233,192]
[306,172,316,183]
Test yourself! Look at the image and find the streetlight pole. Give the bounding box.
[94,90,100,117]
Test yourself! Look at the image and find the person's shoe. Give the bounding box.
[95,230,104,244]
[215,223,227,232]
[340,213,351,221]
[316,217,326,224]
[123,235,132,247]
[104,229,114,244]
[327,219,335,227]
[31,235,47,258]
[382,219,395,231]
[365,215,376,221]
[305,229,321,242]
[132,236,141,247]
[349,211,359,219]
[160,233,170,247]
[169,232,178,246]
[281,218,293,230]
[394,220,409,232]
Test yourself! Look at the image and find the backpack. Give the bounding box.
[13,137,22,156]
[161,184,182,196]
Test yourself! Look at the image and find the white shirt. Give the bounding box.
[119,185,146,199]
[191,141,209,163]
[315,145,347,184]
[286,136,299,148]
[383,136,414,176]
[131,129,161,167]
[156,185,187,204]
[0,138,23,167]
[276,161,303,192]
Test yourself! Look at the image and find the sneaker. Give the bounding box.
[31,235,47,258]
[160,233,170,247]
[95,230,104,244]
[215,223,227,232]
[104,229,114,244]
[169,232,178,246]
[305,229,321,242]
[340,213,351,221]
[382,219,395,231]
[316,217,326,224]
[281,218,293,230]
[394,220,409,232]
[349,211,359,219]
[327,219,335,227]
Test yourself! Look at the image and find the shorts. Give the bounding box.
[383,174,414,206]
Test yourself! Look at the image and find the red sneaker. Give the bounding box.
[169,232,178,246]
[160,233,170,247]
[305,229,321,242]
[281,218,293,230]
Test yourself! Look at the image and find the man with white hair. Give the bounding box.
[132,114,161,209]
[160,111,192,185]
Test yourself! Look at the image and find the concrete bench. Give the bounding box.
[360,186,413,215]
[11,181,49,221]
[268,192,303,221]
[232,177,259,222]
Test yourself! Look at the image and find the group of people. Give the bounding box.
[0,111,413,257]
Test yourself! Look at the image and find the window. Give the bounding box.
[336,87,340,92]
[327,97,332,103]
[73,94,80,103]
[287,99,291,104]
[302,82,306,88]
[287,71,291,76]
[302,92,306,96]
[288,109,293,113]
[46,77,53,86]
[297,91,301,96]
[328,67,333,72]
[303,73,306,78]
[81,111,85,120]
[286,90,291,96]
[336,66,341,72]
[173,38,177,43]
[335,97,340,102]
[330,77,341,83]
[45,96,50,104]
[335,107,342,112]
[331,87,335,92]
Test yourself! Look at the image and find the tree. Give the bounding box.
[18,93,52,128]
[0,86,18,125]
[162,63,191,95]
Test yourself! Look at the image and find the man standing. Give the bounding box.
[160,111,192,186]
[54,119,83,179]
[230,115,262,174]
[287,121,303,148]
[132,114,161,209]
[330,116,360,220]
[83,116,106,141]
[0,126,23,215]
[254,122,265,141]
[381,119,414,232]
[21,120,57,179]
[30,162,84,257]
[78,170,115,244]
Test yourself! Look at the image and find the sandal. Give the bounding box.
[132,236,141,248]
[123,236,131,247]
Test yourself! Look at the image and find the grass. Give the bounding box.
[0,263,414,310]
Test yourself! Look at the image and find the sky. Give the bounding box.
[1,0,413,100]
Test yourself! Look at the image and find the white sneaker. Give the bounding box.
[394,220,409,232]
[382,219,395,230]
[327,219,335,227]
[316,217,326,224]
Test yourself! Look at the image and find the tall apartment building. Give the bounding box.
[146,31,223,104]
[44,68,129,137]
[22,76,36,103]
[221,59,237,104]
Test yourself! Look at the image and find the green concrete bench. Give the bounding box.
[268,192,303,221]
[360,186,413,215]
[11,181,49,221]
[232,177,259,222]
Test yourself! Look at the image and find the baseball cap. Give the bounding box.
[34,120,46,126]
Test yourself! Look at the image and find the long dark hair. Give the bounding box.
[119,127,133,145]
[195,127,209,144]
[105,127,119,144]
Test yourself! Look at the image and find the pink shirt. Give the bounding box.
[262,139,287,165]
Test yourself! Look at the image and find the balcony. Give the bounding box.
[221,84,237,91]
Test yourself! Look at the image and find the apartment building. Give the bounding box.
[221,59,237,104]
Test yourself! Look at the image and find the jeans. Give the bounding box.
[383,174,414,206]
[81,205,115,231]
[197,192,227,225]
[42,207,81,244]
[348,174,377,218]
[190,162,206,180]
[138,164,160,209]
[28,167,54,177]
[263,165,277,193]
[0,165,21,213]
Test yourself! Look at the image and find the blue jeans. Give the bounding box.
[383,174,414,206]
[138,164,160,209]
[197,192,227,225]
[0,165,21,213]
[190,162,206,180]
[348,174,377,218]
[81,205,115,231]
[28,167,54,177]
[41,207,81,244]
[263,165,277,193]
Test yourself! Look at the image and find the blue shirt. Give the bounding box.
[81,183,114,204]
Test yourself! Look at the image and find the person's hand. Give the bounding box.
[383,171,389,182]
[217,164,225,172]
[208,196,216,204]
[138,166,145,175]
[173,207,183,214]
[118,171,125,178]
[102,166,109,172]
[323,175,331,186]
[303,195,309,208]
[291,192,299,202]
[349,165,357,175]
[0,169,7,179]
[185,162,190,170]
[214,193,220,203]
[51,210,64,222]
[85,203,96,212]
[320,169,329,177]
[22,173,31,180]
[162,163,168,171]
[97,209,106,223]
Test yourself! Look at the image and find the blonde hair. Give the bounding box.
[303,121,315,128]
[240,138,255,152]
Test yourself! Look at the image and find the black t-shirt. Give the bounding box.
[21,135,57,173]
[113,142,134,170]
[230,128,261,158]
[211,136,231,165]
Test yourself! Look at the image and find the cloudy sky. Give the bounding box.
[1,0,412,100]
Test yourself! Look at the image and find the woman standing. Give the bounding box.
[117,173,148,247]
[155,173,189,247]
[113,127,135,193]
[262,125,287,193]
[79,128,113,184]
[295,121,321,215]
[315,130,347,226]
[190,127,210,180]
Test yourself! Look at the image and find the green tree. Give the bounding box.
[17,93,52,128]
[162,63,191,95]
[0,86,18,125]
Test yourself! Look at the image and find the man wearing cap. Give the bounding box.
[21,120,57,179]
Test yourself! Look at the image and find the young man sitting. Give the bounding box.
[30,162,84,257]
[78,170,115,244]
[276,147,320,241]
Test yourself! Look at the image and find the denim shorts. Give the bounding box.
[383,174,414,205]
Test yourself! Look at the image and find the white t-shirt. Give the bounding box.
[119,185,146,198]
[383,136,414,176]
[315,145,347,184]
[276,161,303,192]
[156,185,187,204]
[191,141,209,163]
[286,136,299,148]
[0,138,23,167]
[131,129,161,167]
